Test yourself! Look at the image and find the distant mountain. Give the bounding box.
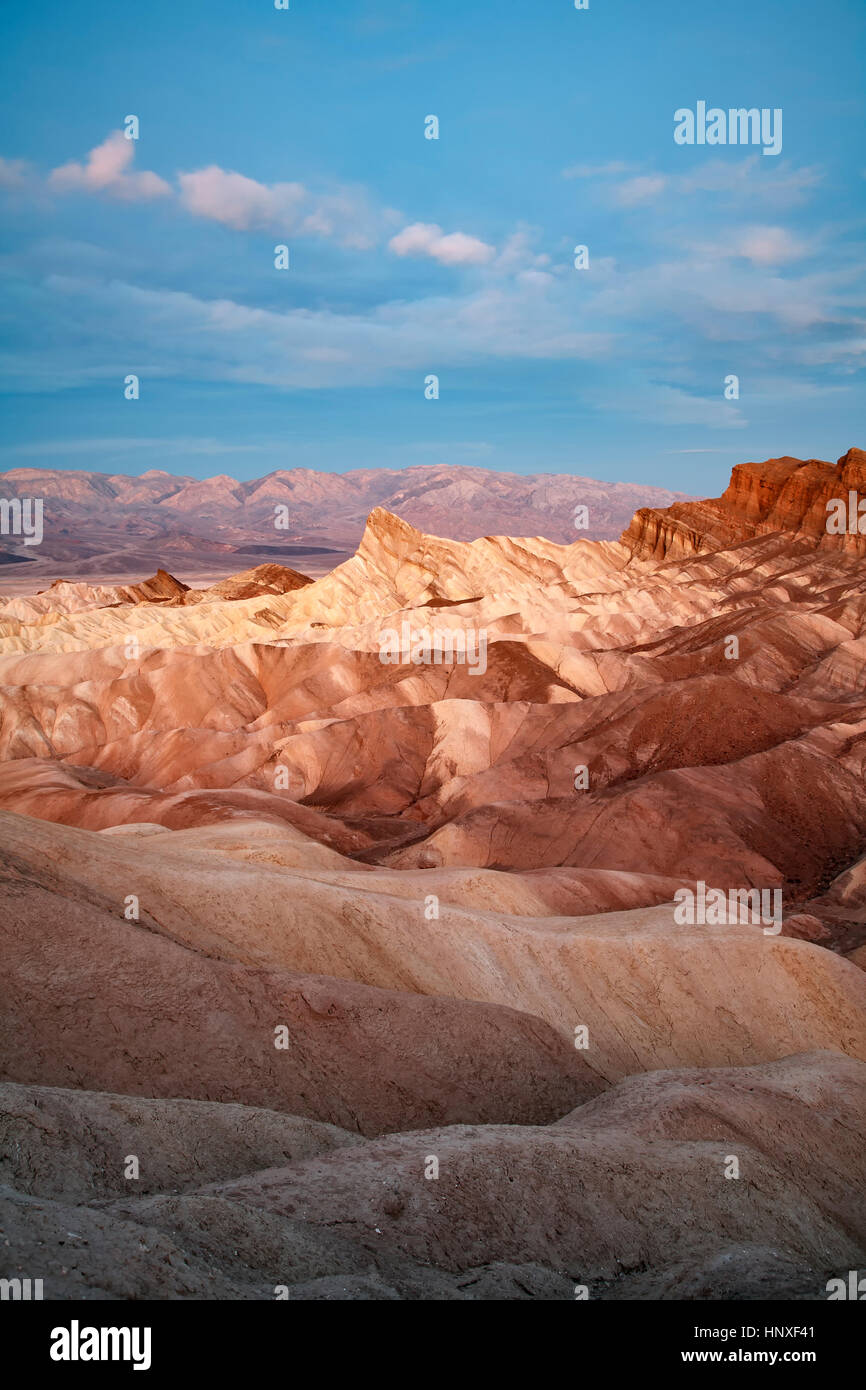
[0,465,690,584]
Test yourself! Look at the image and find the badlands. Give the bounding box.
[0,462,688,594]
[1,450,865,1300]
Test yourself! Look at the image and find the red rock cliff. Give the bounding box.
[621,448,866,561]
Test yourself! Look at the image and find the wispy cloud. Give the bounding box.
[492,227,552,274]
[0,271,612,393]
[0,437,278,458]
[677,157,822,206]
[606,158,823,211]
[685,225,812,268]
[562,161,636,179]
[731,225,809,267]
[0,127,860,445]
[593,381,748,429]
[613,175,668,207]
[0,157,33,190]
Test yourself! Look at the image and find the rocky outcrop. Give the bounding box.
[181,563,312,604]
[622,448,866,560]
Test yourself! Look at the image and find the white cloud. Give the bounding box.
[34,135,397,247]
[388,221,496,266]
[49,132,171,202]
[176,164,398,248]
[177,166,306,231]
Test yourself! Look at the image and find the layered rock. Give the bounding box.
[622,448,866,560]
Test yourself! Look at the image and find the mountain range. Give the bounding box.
[0,463,689,589]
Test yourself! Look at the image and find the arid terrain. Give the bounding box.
[0,463,688,595]
[1,450,865,1300]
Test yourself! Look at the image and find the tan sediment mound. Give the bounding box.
[0,563,311,626]
[389,738,866,894]
[0,759,374,853]
[0,508,630,655]
[2,809,864,1085]
[0,825,602,1133]
[0,569,190,622]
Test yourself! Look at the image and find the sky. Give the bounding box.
[0,0,863,492]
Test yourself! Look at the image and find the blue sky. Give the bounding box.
[0,0,863,491]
